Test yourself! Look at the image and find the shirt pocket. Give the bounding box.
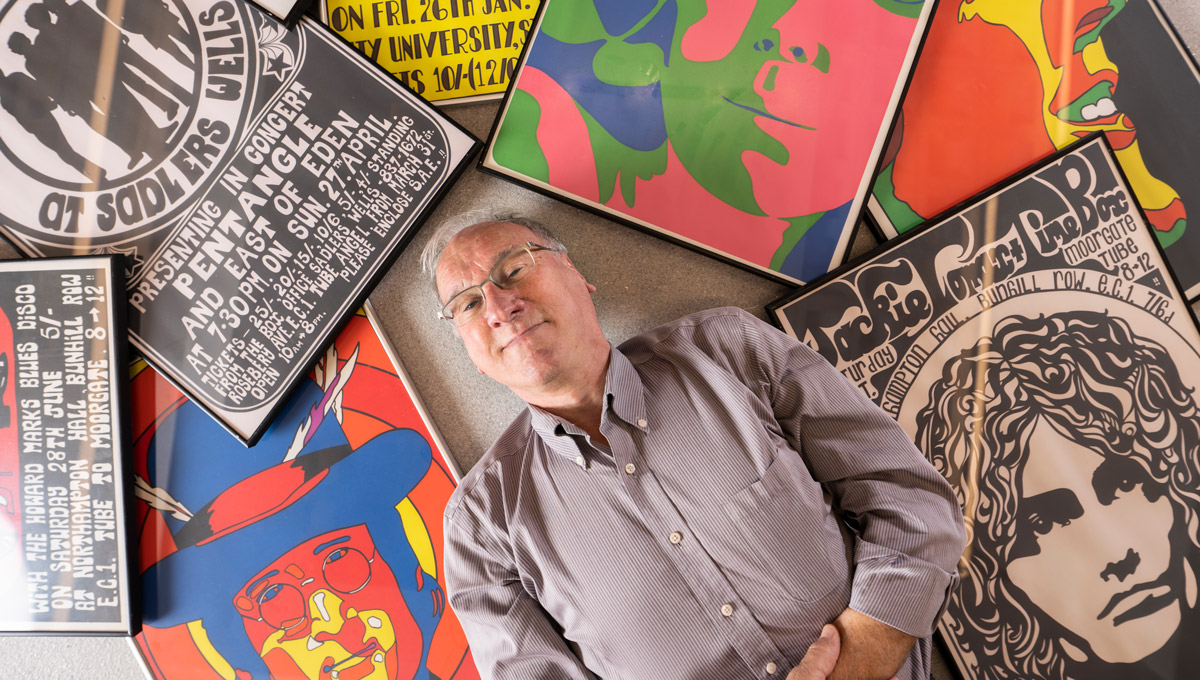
[722,453,846,602]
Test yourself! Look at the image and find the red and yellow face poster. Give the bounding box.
[132,305,478,680]
[870,0,1200,299]
[321,0,538,103]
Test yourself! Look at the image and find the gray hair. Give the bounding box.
[419,211,566,286]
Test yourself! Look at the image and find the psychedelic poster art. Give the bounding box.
[132,304,479,680]
[321,0,538,104]
[0,0,478,442]
[771,137,1200,679]
[481,0,933,284]
[869,0,1200,299]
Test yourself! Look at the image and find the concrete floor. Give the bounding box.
[4,0,1200,676]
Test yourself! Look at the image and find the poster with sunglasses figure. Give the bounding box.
[0,256,134,634]
[769,136,1200,680]
[131,303,481,680]
[0,0,479,444]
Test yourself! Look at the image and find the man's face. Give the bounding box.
[435,222,605,399]
[234,525,421,680]
[960,0,1131,149]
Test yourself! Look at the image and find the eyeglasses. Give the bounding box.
[253,547,375,631]
[438,242,563,326]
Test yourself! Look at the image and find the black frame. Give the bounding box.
[0,1,481,445]
[0,255,137,635]
[861,0,1200,302]
[476,0,941,286]
[768,134,1200,679]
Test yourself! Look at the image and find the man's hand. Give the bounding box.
[786,624,840,680]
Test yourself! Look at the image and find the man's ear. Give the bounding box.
[563,255,598,293]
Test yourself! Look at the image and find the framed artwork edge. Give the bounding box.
[314,0,524,107]
[766,133,1200,680]
[0,255,138,636]
[362,298,466,482]
[479,0,939,287]
[768,135,1106,331]
[124,15,483,447]
[862,0,1200,303]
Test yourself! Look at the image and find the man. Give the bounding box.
[426,213,966,679]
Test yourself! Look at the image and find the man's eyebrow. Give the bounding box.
[445,244,526,299]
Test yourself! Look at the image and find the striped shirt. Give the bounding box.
[444,307,965,680]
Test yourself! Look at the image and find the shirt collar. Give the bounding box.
[527,346,648,459]
[604,347,648,429]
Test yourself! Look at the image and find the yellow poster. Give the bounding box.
[322,0,538,103]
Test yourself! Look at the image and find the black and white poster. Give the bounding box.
[0,0,478,443]
[770,137,1200,679]
[0,256,134,634]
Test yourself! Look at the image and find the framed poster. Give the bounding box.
[319,0,539,104]
[868,0,1200,300]
[770,137,1200,679]
[479,0,934,285]
[132,302,480,680]
[0,0,479,443]
[250,0,312,27]
[0,256,135,634]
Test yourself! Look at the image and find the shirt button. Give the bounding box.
[765,662,778,675]
[575,455,586,467]
[624,463,636,475]
[668,531,683,544]
[636,418,648,428]
[720,603,734,617]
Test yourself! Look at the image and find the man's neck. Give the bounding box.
[519,348,611,445]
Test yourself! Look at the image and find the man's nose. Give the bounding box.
[482,282,523,327]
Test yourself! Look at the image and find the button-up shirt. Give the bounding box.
[444,307,966,680]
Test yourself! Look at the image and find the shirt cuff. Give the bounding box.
[848,545,959,638]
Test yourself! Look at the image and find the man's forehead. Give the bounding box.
[437,222,536,290]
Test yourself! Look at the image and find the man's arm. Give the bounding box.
[787,623,902,680]
[444,509,596,680]
[828,608,914,680]
[737,311,966,676]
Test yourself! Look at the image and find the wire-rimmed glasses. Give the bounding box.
[437,242,562,326]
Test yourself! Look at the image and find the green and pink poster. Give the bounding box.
[481,0,933,284]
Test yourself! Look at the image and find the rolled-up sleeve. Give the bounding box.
[444,494,597,680]
[742,311,966,638]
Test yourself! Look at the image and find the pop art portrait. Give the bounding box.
[870,0,1200,298]
[132,309,478,680]
[482,0,932,283]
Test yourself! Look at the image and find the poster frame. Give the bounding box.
[316,0,538,106]
[768,134,1200,679]
[249,0,313,28]
[130,300,473,679]
[863,0,1200,302]
[476,0,939,286]
[0,5,481,446]
[0,254,137,636]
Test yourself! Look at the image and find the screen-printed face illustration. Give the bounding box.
[1007,421,1181,664]
[662,0,918,218]
[500,0,925,279]
[957,0,1184,236]
[917,311,1200,677]
[235,525,421,680]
